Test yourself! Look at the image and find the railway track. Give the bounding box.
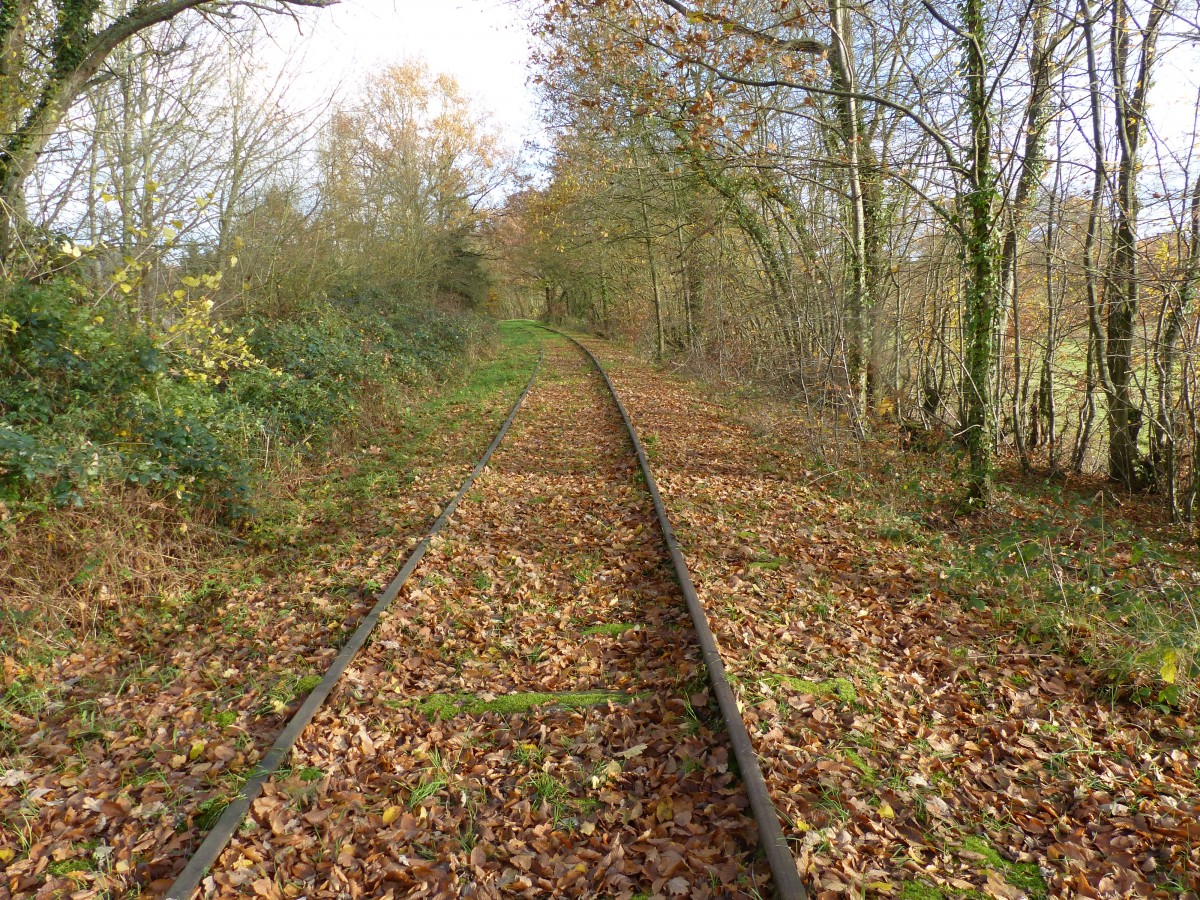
[167,329,804,899]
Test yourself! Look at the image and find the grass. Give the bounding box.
[891,835,1049,900]
[416,690,633,718]
[254,672,325,717]
[715,372,1200,705]
[772,675,858,704]
[525,769,600,829]
[946,488,1200,705]
[408,773,449,807]
[582,622,638,636]
[572,551,603,584]
[194,795,229,831]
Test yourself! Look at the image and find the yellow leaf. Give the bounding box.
[189,740,206,760]
[0,848,14,863]
[1160,649,1178,684]
[878,801,895,819]
[382,805,402,825]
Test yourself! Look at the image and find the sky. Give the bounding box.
[261,0,542,146]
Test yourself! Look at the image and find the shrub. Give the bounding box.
[0,278,488,514]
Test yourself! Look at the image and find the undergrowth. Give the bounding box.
[730,398,1200,707]
[0,277,485,513]
[0,278,501,636]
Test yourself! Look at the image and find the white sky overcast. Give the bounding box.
[261,0,541,145]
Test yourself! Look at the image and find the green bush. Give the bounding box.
[0,278,487,514]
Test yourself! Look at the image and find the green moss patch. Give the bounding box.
[582,623,638,637]
[843,749,878,783]
[417,690,633,718]
[47,858,94,876]
[774,675,857,704]
[899,882,947,900]
[293,674,324,696]
[959,836,1047,899]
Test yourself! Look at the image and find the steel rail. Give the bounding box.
[544,326,808,900]
[164,349,544,900]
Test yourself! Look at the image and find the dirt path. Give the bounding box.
[201,338,769,898]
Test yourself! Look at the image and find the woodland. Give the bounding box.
[1,0,1199,898]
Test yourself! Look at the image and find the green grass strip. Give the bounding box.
[581,623,638,636]
[417,690,635,718]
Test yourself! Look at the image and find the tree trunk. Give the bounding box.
[828,0,870,405]
[961,0,1001,504]
[1104,0,1171,488]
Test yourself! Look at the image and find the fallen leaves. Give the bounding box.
[196,341,769,897]
[586,336,1200,899]
[0,343,542,897]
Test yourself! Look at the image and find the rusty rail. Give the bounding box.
[544,325,807,900]
[164,350,543,900]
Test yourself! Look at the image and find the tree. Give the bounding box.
[317,61,510,306]
[0,0,334,258]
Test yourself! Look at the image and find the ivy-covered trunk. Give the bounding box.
[961,0,1001,504]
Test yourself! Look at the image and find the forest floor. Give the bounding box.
[3,324,1198,900]
[582,335,1199,900]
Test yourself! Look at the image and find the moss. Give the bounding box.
[959,836,1047,899]
[899,883,946,900]
[417,690,633,718]
[775,675,857,704]
[47,858,94,876]
[749,557,786,570]
[582,623,638,637]
[843,749,878,783]
[290,674,323,699]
